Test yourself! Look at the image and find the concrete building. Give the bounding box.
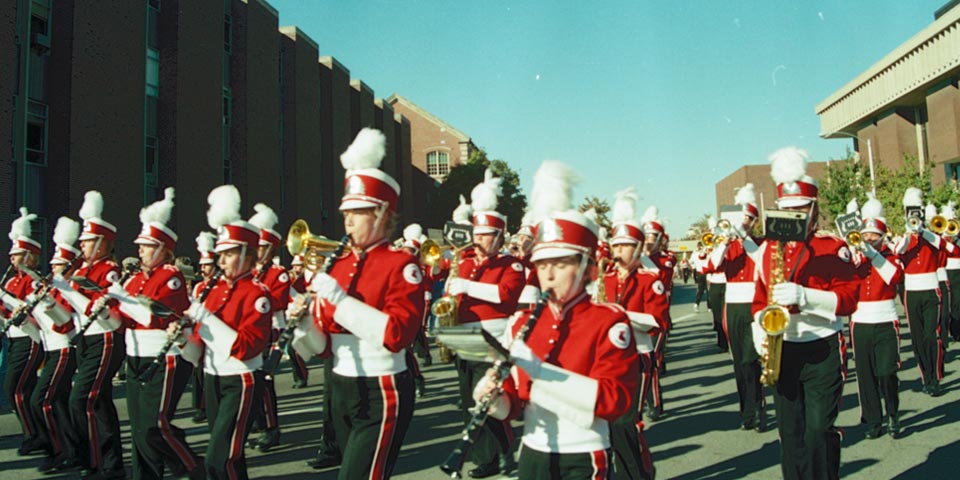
[387,94,477,182]
[1,0,427,261]
[715,162,829,215]
[816,2,960,185]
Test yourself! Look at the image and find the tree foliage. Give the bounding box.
[431,148,527,231]
[578,196,611,231]
[682,213,712,240]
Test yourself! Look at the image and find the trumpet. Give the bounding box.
[420,239,451,268]
[701,232,714,247]
[846,230,863,249]
[286,219,346,271]
[906,215,923,232]
[930,215,947,234]
[948,219,960,236]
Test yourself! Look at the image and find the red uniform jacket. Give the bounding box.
[254,264,290,313]
[852,245,903,324]
[603,269,669,333]
[118,263,190,331]
[73,257,120,316]
[197,273,272,361]
[457,253,525,323]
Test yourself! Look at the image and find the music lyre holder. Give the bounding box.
[70,276,103,292]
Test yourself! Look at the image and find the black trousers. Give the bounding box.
[708,283,728,350]
[940,280,952,349]
[31,347,78,458]
[774,335,843,480]
[69,331,125,472]
[204,371,262,480]
[318,356,340,456]
[903,289,943,385]
[518,444,612,480]
[330,369,415,480]
[611,356,656,480]
[850,322,899,427]
[456,357,515,466]
[948,270,960,339]
[191,362,205,412]
[2,336,42,443]
[694,273,707,305]
[725,302,762,423]
[289,346,308,384]
[253,330,280,432]
[644,335,666,412]
[127,355,202,479]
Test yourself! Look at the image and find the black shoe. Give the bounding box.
[647,406,663,422]
[499,453,518,475]
[306,451,342,469]
[467,461,501,479]
[423,355,433,367]
[292,379,308,389]
[718,346,729,354]
[928,381,944,397]
[93,468,127,479]
[888,415,900,439]
[192,411,207,423]
[416,376,426,398]
[755,410,767,433]
[38,454,77,473]
[865,424,884,439]
[255,428,281,452]
[740,417,757,431]
[17,436,48,456]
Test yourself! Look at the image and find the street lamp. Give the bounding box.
[825,131,876,196]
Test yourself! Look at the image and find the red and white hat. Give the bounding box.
[770,147,818,208]
[50,216,81,265]
[402,224,423,251]
[8,207,41,256]
[516,212,536,239]
[78,191,117,242]
[249,203,281,248]
[196,231,217,265]
[470,169,506,235]
[339,128,400,212]
[207,185,259,253]
[291,254,304,267]
[641,205,664,236]
[735,183,759,219]
[525,161,598,262]
[135,187,178,251]
[860,192,887,235]
[611,187,642,245]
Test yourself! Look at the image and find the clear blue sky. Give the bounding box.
[273,0,947,236]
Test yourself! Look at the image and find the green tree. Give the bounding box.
[682,213,712,240]
[578,196,611,231]
[432,148,527,231]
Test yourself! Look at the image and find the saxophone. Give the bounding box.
[759,240,791,386]
[432,248,461,363]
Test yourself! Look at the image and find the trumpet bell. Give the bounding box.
[846,231,862,247]
[420,239,451,268]
[286,219,345,271]
[930,215,947,234]
[701,232,714,246]
[948,219,960,236]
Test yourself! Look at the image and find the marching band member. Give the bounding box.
[55,191,127,478]
[851,194,904,439]
[895,188,944,396]
[707,184,766,431]
[937,203,958,351]
[247,203,290,452]
[474,160,638,479]
[180,184,272,478]
[514,214,542,310]
[931,203,952,354]
[29,218,82,471]
[605,187,659,480]
[295,128,424,479]
[2,208,45,459]
[100,188,201,479]
[400,223,430,396]
[448,169,525,478]
[702,216,729,353]
[752,147,858,480]
[942,202,960,343]
[288,254,309,388]
[639,205,670,420]
[189,231,218,423]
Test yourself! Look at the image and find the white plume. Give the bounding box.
[403,223,422,242]
[340,128,386,171]
[902,187,923,207]
[942,201,957,220]
[249,203,278,231]
[582,208,598,223]
[708,215,717,230]
[521,211,533,227]
[612,187,639,224]
[452,195,473,223]
[53,217,80,246]
[769,146,809,184]
[8,207,37,241]
[598,226,608,242]
[196,231,216,253]
[470,168,502,212]
[529,160,580,224]
[861,192,884,219]
[140,187,175,226]
[734,183,756,206]
[206,185,241,230]
[79,191,104,221]
[641,205,659,225]
[845,198,859,215]
[925,203,938,220]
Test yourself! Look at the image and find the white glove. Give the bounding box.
[445,278,470,296]
[310,273,347,306]
[509,339,542,379]
[772,282,806,308]
[90,296,109,318]
[862,242,879,259]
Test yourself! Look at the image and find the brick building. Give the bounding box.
[387,94,477,182]
[0,0,431,261]
[816,2,960,185]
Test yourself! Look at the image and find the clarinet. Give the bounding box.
[263,235,350,374]
[440,289,552,478]
[0,264,16,300]
[137,268,224,384]
[2,258,84,336]
[70,261,141,347]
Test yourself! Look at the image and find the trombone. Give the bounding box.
[286,219,347,272]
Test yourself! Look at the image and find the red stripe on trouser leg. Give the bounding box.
[638,353,653,414]
[42,349,70,453]
[904,291,926,383]
[226,372,255,480]
[935,297,944,380]
[637,427,654,476]
[159,356,197,471]
[86,331,115,468]
[590,449,609,480]
[370,375,399,480]
[893,321,902,370]
[14,342,40,437]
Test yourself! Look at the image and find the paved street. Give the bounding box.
[2,282,958,478]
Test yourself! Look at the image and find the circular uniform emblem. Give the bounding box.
[652,280,665,295]
[838,247,851,263]
[511,262,524,272]
[105,271,120,284]
[254,296,271,314]
[166,277,182,291]
[31,280,41,290]
[608,323,631,350]
[403,263,422,285]
[278,272,289,284]
[665,260,673,268]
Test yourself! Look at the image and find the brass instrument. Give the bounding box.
[846,230,863,249]
[420,239,451,267]
[930,215,947,234]
[286,219,345,271]
[701,232,715,247]
[433,246,462,363]
[759,241,790,386]
[594,257,607,302]
[948,219,960,236]
[906,215,923,232]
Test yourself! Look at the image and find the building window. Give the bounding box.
[222,90,232,183]
[146,0,159,50]
[223,1,232,53]
[146,48,160,97]
[946,162,960,186]
[145,136,158,186]
[25,101,47,166]
[427,151,449,176]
